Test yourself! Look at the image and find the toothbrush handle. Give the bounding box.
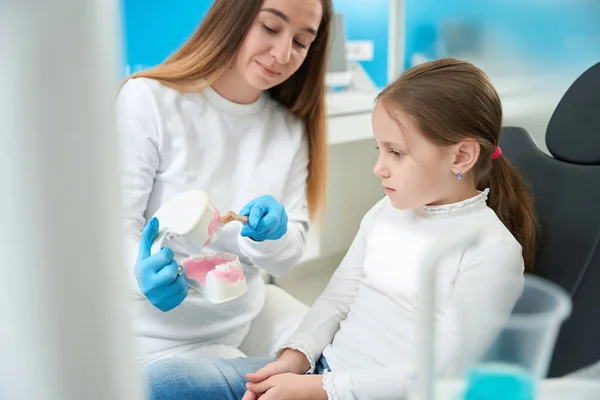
[220,211,249,225]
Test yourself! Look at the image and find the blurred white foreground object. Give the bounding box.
[0,1,142,399]
[415,229,481,400]
[412,229,586,400]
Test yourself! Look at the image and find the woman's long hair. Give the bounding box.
[123,0,333,220]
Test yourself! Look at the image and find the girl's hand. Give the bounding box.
[242,374,326,400]
[247,348,310,385]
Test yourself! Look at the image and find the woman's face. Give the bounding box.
[234,0,323,91]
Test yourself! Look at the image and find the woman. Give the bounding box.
[117,0,333,366]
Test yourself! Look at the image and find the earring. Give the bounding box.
[456,170,463,180]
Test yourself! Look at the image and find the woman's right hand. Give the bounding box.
[135,217,188,312]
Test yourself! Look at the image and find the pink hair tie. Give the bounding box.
[491,146,503,160]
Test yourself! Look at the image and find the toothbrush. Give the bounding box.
[219,211,249,226]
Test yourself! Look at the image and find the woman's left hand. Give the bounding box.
[239,195,288,241]
[242,374,326,400]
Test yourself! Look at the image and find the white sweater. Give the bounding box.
[116,78,310,364]
[282,190,525,400]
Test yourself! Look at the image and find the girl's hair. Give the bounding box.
[378,58,538,272]
[123,0,333,220]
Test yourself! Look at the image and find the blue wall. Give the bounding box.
[121,0,212,74]
[404,0,600,71]
[121,0,390,87]
[121,1,599,86]
[331,0,389,87]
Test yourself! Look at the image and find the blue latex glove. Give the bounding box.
[135,217,188,312]
[239,195,288,242]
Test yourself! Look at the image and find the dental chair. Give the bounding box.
[499,62,600,377]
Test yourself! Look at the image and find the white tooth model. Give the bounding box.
[181,252,248,304]
[149,189,249,303]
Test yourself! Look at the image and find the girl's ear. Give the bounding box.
[451,138,480,175]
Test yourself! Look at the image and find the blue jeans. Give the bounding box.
[145,355,331,399]
[315,356,332,374]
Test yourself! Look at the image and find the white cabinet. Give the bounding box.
[300,110,381,264]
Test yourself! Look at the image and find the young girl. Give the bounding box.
[143,58,538,399]
[118,0,332,366]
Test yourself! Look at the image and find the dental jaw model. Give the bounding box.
[150,189,249,303]
[181,252,247,304]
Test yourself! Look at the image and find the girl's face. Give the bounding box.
[372,102,474,210]
[234,0,322,92]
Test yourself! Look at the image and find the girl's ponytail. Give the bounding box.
[483,154,538,272]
